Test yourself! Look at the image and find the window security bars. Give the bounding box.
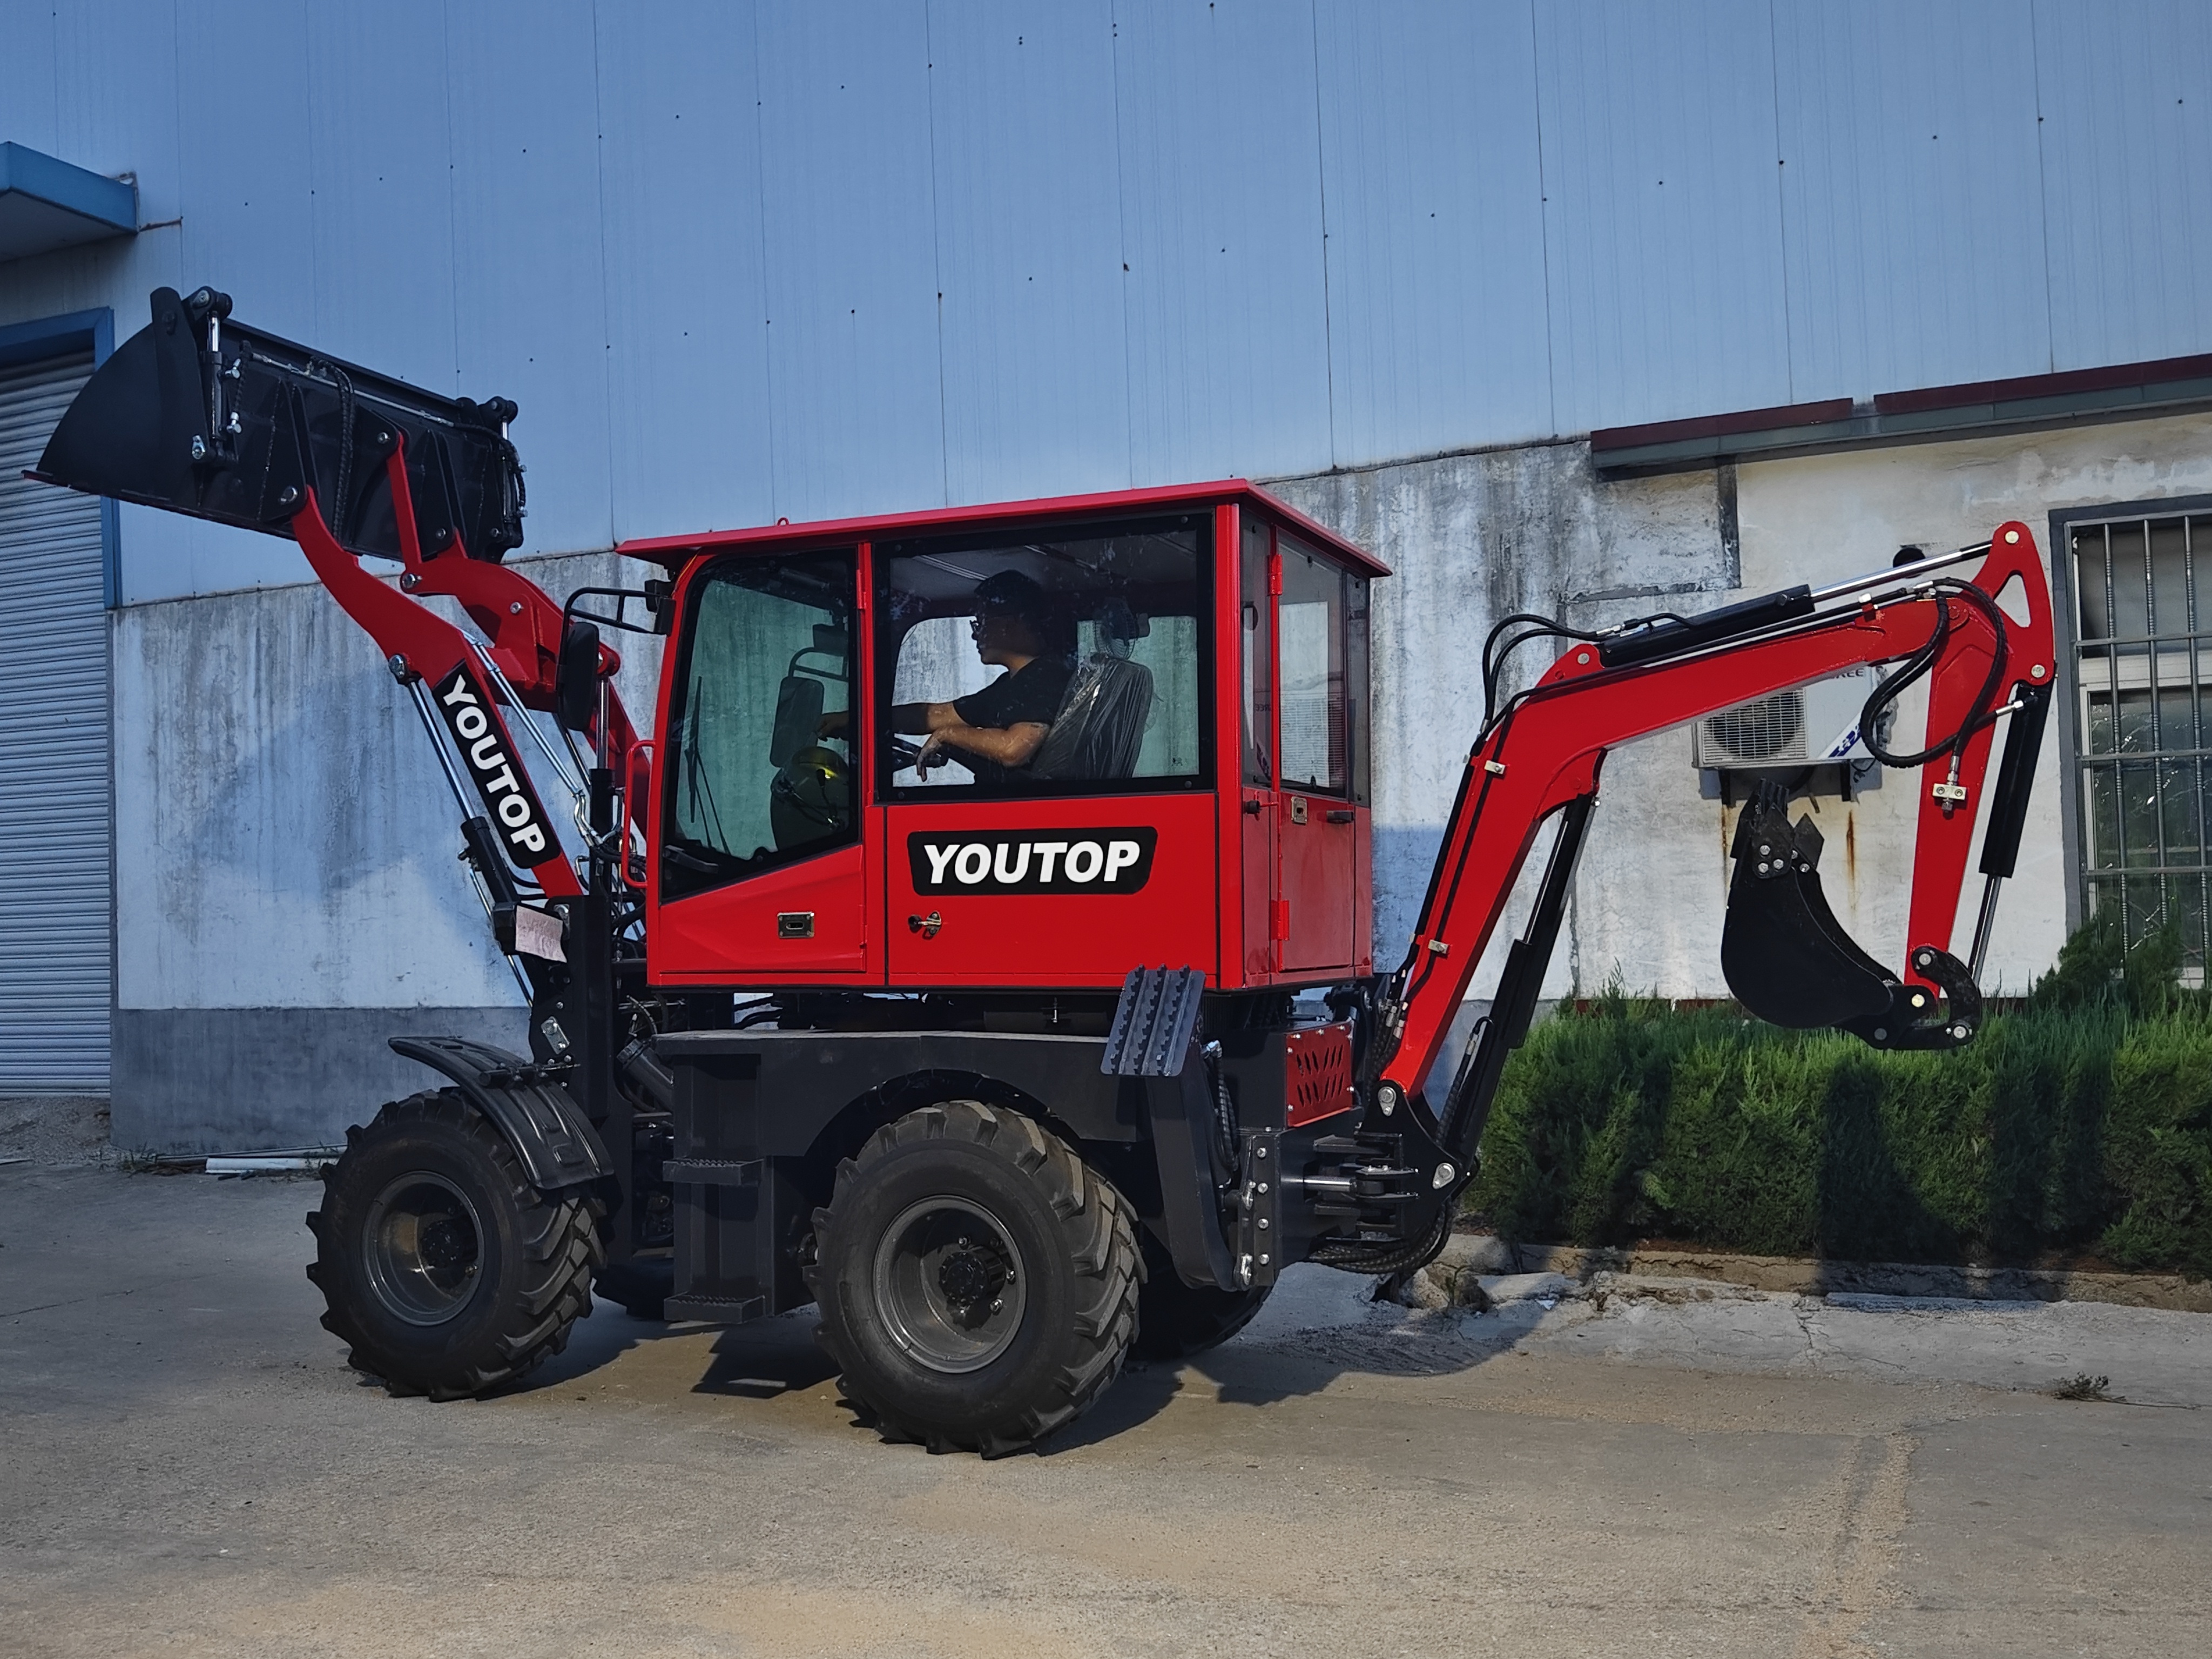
[2071,509,2212,979]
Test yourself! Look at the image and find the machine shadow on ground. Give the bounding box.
[501,1273,1534,1451]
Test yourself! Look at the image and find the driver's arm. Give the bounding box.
[918,720,1051,770]
[819,700,956,738]
[891,701,962,734]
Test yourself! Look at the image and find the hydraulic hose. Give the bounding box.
[1858,580,2011,771]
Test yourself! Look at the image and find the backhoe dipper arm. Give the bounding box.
[1368,523,2056,1161]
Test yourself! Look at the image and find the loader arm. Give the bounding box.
[1358,525,2055,1197]
[27,285,649,905]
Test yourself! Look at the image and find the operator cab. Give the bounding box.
[628,484,1386,995]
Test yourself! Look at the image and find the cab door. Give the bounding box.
[649,548,876,986]
[1272,534,1364,976]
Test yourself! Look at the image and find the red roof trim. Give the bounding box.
[1590,399,1853,453]
[1871,352,2212,416]
[1591,352,2212,456]
[616,480,1391,577]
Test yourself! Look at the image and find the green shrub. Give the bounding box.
[2098,1007,2212,1279]
[1466,982,2203,1275]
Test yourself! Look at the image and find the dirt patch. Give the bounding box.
[0,1096,111,1166]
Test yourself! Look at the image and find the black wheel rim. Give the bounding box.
[871,1196,1027,1374]
[363,1172,486,1326]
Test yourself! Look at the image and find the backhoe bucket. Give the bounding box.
[1719,787,1893,1029]
[31,285,524,564]
[1720,784,1981,1049]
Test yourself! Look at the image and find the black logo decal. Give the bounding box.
[432,664,555,870]
[908,828,1158,896]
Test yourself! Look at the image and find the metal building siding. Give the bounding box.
[299,4,464,397]
[173,2,316,344]
[1774,0,2051,400]
[1110,0,1335,485]
[754,6,949,523]
[927,2,1133,505]
[0,353,111,1092]
[2034,0,2212,372]
[1313,0,1554,466]
[1534,1,1794,432]
[597,3,777,540]
[445,1,617,556]
[37,0,186,227]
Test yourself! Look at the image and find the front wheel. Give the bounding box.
[808,1100,1141,1455]
[306,1089,603,1399]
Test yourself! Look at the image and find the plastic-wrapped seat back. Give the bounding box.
[1029,654,1154,781]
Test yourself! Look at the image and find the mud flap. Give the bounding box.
[1721,784,1981,1051]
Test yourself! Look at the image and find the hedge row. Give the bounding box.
[1467,946,2212,1278]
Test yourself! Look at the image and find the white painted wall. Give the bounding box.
[1277,411,2212,1004]
[1732,412,2212,993]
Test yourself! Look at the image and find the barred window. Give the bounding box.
[2070,509,2211,979]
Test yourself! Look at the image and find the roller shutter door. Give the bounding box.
[0,350,110,1093]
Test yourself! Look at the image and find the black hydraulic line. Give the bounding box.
[461,815,522,909]
[1596,584,1815,668]
[1966,679,2052,981]
[1859,581,2010,770]
[1978,680,2051,880]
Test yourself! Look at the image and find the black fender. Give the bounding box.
[1141,1061,1243,1291]
[388,1036,613,1190]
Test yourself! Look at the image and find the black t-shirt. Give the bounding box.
[950,654,1074,785]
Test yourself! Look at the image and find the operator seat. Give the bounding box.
[1029,638,1154,783]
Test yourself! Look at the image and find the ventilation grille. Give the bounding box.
[1699,691,1806,764]
[1284,1023,1355,1128]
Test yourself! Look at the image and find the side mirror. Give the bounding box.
[644,578,675,636]
[555,619,602,732]
[769,673,825,766]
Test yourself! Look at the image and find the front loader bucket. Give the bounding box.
[31,285,525,564]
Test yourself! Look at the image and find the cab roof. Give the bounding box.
[616,480,1391,579]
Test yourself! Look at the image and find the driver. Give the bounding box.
[894,570,1073,785]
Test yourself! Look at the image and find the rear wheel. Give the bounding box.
[1133,1228,1272,1359]
[809,1100,1141,1455]
[306,1089,603,1399]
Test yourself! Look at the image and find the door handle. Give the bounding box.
[907,911,942,939]
[1325,808,1355,825]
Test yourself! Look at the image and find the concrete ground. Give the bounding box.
[2,1162,2207,1658]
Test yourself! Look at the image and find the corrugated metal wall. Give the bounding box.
[0,353,110,1094]
[2,1,2208,596]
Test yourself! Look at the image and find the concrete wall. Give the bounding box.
[1273,409,2212,1006]
[111,550,664,1151]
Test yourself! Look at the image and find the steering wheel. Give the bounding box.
[889,737,954,774]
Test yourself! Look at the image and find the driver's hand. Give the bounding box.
[817,709,849,737]
[914,732,948,772]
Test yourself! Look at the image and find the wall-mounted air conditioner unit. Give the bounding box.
[1692,667,1881,771]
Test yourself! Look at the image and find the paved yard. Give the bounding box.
[2,1160,2207,1657]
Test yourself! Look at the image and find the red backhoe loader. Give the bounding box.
[32,288,2056,1453]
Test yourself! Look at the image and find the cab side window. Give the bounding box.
[1277,535,1347,796]
[878,516,1211,798]
[661,551,857,899]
